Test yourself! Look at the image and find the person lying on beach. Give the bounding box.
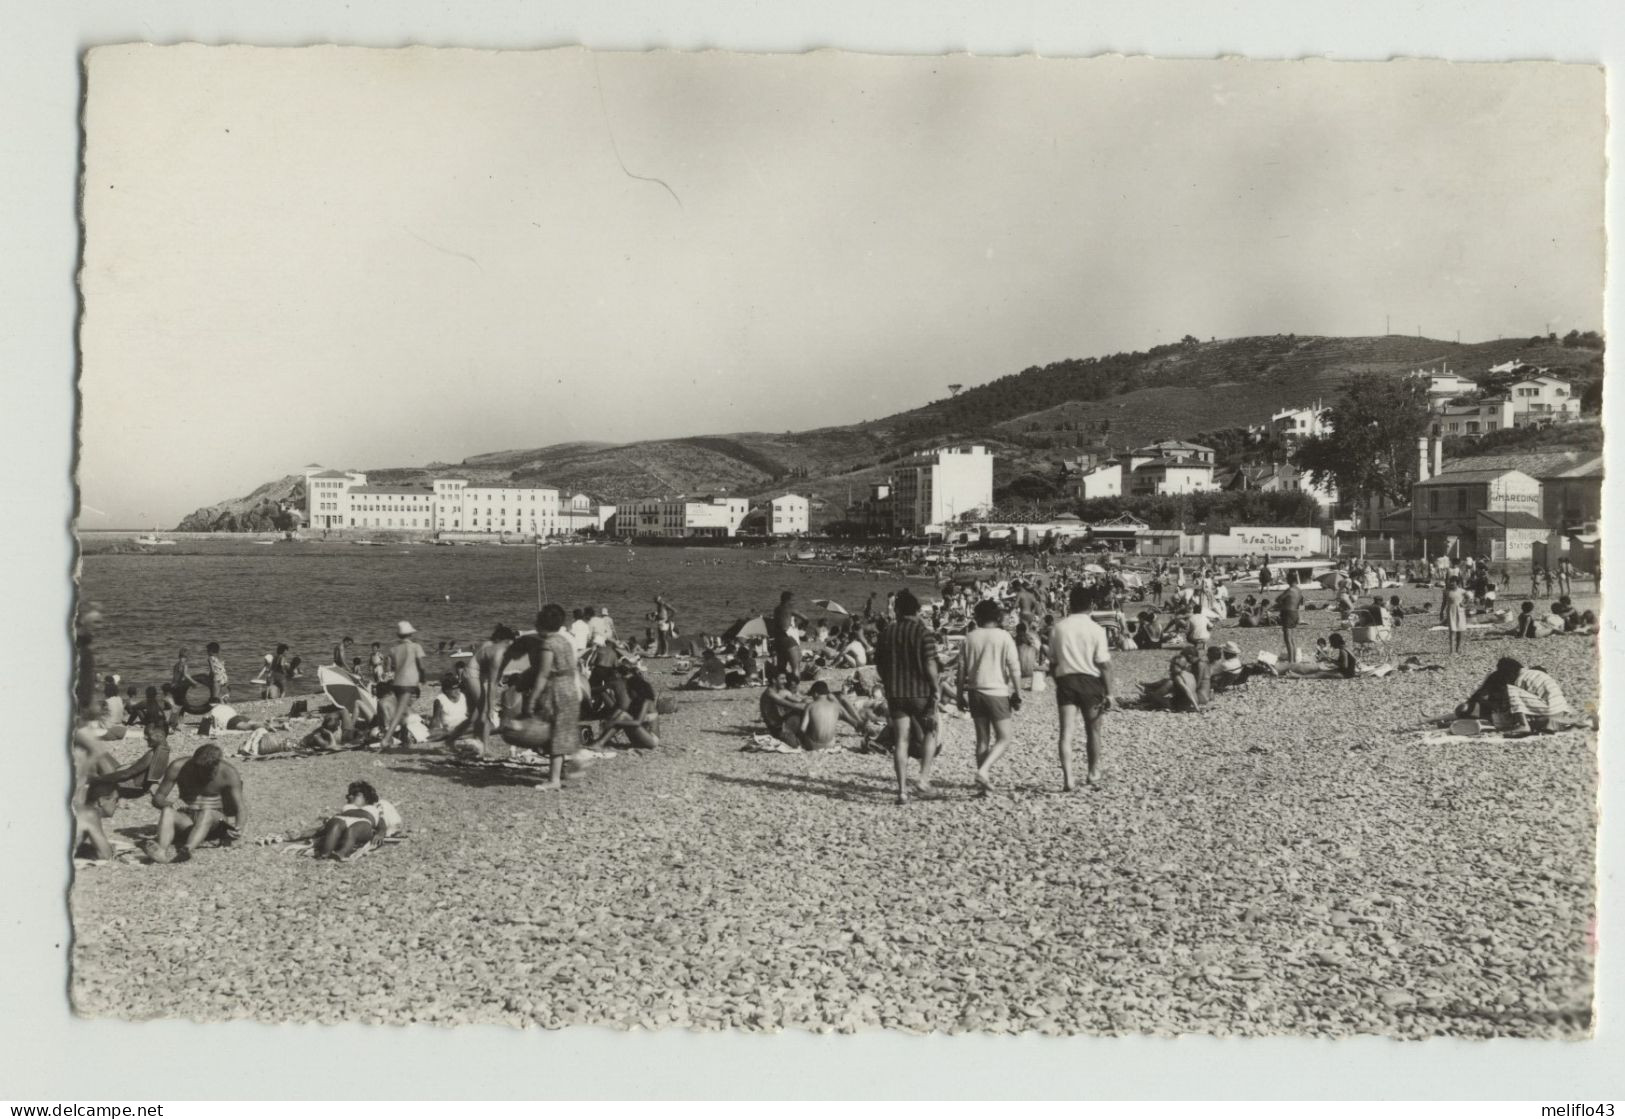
[311,781,402,859]
[145,743,248,863]
[198,701,288,736]
[1457,657,1574,734]
[1138,646,1204,711]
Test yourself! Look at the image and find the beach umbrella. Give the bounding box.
[721,616,771,642]
[1083,563,1107,574]
[317,664,378,720]
[814,599,850,615]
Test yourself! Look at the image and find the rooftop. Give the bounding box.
[1439,451,1601,480]
[1415,468,1535,486]
[1477,511,1548,530]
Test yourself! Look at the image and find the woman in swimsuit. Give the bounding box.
[314,781,385,859]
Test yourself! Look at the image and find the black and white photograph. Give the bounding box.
[60,42,1608,1049]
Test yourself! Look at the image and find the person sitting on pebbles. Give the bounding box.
[1458,656,1574,735]
[1264,632,1361,679]
[588,658,663,750]
[144,743,248,863]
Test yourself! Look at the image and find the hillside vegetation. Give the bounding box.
[171,332,1603,530]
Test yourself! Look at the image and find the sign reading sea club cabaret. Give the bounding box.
[1217,526,1324,557]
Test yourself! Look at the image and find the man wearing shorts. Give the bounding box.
[1049,583,1116,791]
[145,743,248,863]
[874,588,940,805]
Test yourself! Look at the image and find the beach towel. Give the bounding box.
[742,733,799,754]
[262,834,410,860]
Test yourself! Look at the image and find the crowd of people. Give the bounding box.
[69,547,1594,859]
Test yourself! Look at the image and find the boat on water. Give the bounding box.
[134,533,175,547]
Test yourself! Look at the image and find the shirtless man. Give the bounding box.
[145,743,248,863]
[331,635,354,670]
[377,621,428,748]
[72,710,124,860]
[759,670,812,747]
[798,681,870,751]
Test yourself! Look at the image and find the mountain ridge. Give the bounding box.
[173,332,1603,531]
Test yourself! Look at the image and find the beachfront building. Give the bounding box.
[850,482,895,536]
[429,479,560,535]
[1508,376,1580,426]
[1432,451,1603,535]
[556,492,616,535]
[1437,398,1516,438]
[303,466,368,530]
[1411,467,1541,557]
[891,445,995,536]
[768,494,810,536]
[613,495,750,538]
[348,483,440,530]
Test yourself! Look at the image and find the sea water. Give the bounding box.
[75,540,907,695]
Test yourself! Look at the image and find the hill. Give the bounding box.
[172,332,1603,530]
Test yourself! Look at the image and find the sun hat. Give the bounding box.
[397,621,416,636]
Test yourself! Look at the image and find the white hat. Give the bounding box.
[397,621,416,636]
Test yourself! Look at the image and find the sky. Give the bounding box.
[77,48,1605,527]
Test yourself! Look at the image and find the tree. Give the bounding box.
[1291,373,1433,509]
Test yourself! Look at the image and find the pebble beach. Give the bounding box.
[69,591,1599,1038]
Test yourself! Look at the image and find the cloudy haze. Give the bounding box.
[78,48,1605,527]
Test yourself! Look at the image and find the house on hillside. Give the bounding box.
[1408,367,1478,407]
[1437,397,1516,438]
[1266,403,1328,440]
[1077,462,1124,500]
[1130,440,1215,466]
[1220,461,1337,510]
[1128,458,1217,497]
[1508,376,1580,426]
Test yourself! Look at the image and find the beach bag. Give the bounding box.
[404,712,430,744]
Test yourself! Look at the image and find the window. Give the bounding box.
[1429,490,1439,513]
[1456,489,1469,514]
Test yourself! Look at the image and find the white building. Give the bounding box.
[1127,459,1218,496]
[1437,398,1516,438]
[892,445,995,535]
[304,466,368,530]
[431,479,560,535]
[768,493,810,536]
[1266,402,1328,440]
[556,492,616,534]
[1077,462,1123,500]
[1508,376,1580,426]
[300,466,561,534]
[1409,367,1479,406]
[613,495,750,538]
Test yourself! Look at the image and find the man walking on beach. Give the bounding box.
[874,588,940,805]
[653,594,674,657]
[1050,583,1115,792]
[378,621,428,747]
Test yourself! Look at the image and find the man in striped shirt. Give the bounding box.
[874,588,940,805]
